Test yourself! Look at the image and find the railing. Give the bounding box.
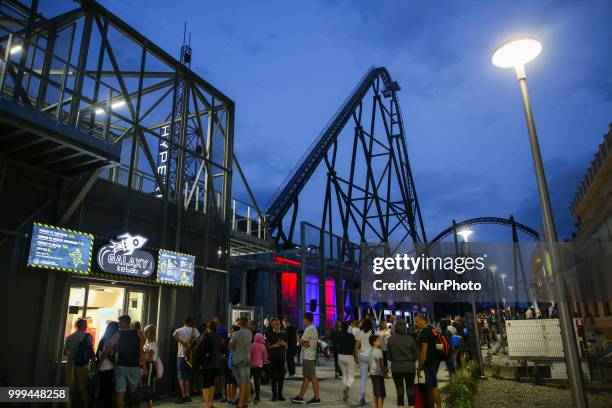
[102,163,225,217]
[0,32,125,143]
[231,197,267,241]
[102,164,265,242]
[0,0,235,222]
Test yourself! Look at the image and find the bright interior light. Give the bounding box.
[492,38,542,69]
[95,107,105,115]
[489,265,498,274]
[9,44,23,54]
[457,229,473,242]
[111,99,126,109]
[499,273,507,280]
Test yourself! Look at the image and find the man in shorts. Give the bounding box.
[291,313,321,404]
[229,317,253,408]
[173,317,200,403]
[416,313,441,408]
[104,314,146,408]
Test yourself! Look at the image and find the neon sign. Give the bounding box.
[97,233,155,278]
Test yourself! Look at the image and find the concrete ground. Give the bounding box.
[156,360,450,407]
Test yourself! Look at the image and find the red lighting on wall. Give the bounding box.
[280,272,298,321]
[325,278,337,328]
[274,255,302,267]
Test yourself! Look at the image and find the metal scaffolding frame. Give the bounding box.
[0,0,235,250]
[264,67,427,254]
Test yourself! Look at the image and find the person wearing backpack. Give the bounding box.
[173,317,200,403]
[103,315,147,408]
[64,318,95,408]
[415,313,442,408]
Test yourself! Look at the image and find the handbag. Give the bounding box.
[414,372,431,408]
[134,368,154,403]
[155,356,164,379]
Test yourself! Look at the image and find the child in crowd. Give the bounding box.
[249,332,268,403]
[369,334,387,408]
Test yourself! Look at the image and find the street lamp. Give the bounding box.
[492,37,588,408]
[489,265,503,336]
[9,44,23,54]
[457,228,485,377]
[457,229,473,243]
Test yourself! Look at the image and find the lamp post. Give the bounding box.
[489,265,503,336]
[508,286,515,318]
[492,37,588,408]
[499,273,507,291]
[457,228,485,377]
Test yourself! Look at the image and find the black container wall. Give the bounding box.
[0,159,229,395]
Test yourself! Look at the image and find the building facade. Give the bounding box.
[0,0,233,395]
[570,124,612,337]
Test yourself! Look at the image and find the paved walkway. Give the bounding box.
[157,361,449,407]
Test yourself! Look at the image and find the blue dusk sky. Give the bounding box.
[66,1,612,241]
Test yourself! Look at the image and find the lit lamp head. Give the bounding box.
[457,228,474,243]
[492,37,542,80]
[10,44,23,55]
[489,265,498,275]
[499,272,507,283]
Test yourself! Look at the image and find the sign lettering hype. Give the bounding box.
[155,124,171,197]
[97,232,155,278]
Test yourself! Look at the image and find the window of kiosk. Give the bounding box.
[63,283,148,354]
[85,285,125,351]
[127,290,145,326]
[64,286,86,340]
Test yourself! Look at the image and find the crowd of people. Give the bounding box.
[170,312,468,408]
[63,311,483,408]
[63,314,159,408]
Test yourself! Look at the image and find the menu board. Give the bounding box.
[158,250,196,286]
[27,223,94,274]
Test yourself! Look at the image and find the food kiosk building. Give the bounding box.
[0,0,233,393]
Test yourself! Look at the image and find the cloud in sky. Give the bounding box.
[92,0,612,241]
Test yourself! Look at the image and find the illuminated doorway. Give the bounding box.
[64,283,147,352]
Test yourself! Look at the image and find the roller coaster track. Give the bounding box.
[263,67,426,247]
[428,216,539,244]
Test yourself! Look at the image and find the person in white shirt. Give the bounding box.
[173,317,200,403]
[355,319,375,406]
[350,320,361,338]
[379,322,391,371]
[290,313,321,404]
[143,325,158,408]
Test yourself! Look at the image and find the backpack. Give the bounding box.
[73,333,93,366]
[430,327,451,360]
[192,333,212,368]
